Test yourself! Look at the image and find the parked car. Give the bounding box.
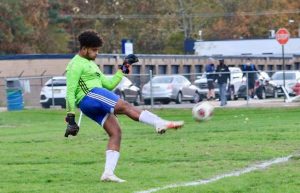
[40,75,141,108]
[142,75,202,105]
[271,70,300,96]
[237,71,278,99]
[194,67,243,100]
[40,76,66,108]
[107,75,141,106]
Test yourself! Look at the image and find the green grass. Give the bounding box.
[0,107,299,193]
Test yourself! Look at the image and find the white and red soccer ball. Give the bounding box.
[192,102,214,121]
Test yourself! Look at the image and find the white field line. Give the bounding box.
[135,155,293,193]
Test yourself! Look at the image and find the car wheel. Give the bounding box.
[161,100,170,104]
[61,103,66,109]
[134,93,141,106]
[191,92,202,103]
[234,95,238,100]
[41,103,50,108]
[144,99,151,105]
[175,92,182,104]
[257,88,266,99]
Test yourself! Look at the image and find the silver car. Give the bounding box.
[142,75,202,105]
[271,70,300,96]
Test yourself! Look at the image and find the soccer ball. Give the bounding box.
[192,102,214,121]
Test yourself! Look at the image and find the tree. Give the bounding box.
[0,0,299,54]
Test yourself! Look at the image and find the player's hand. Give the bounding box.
[119,54,139,74]
[124,54,139,65]
[120,62,130,74]
[64,113,80,137]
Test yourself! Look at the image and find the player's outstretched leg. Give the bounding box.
[154,119,184,134]
[114,99,184,134]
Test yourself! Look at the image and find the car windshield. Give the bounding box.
[272,72,296,80]
[152,76,174,83]
[46,79,66,86]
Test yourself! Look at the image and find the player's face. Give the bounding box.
[82,47,99,60]
[87,47,99,60]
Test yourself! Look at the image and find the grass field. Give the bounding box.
[0,107,299,193]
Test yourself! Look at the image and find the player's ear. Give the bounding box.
[81,46,88,54]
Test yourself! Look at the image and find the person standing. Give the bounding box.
[64,29,184,183]
[241,58,257,99]
[205,57,216,100]
[216,59,230,106]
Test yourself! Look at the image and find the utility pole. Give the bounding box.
[178,0,188,39]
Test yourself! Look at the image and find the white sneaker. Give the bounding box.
[100,173,126,183]
[155,120,184,134]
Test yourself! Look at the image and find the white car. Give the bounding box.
[40,76,67,108]
[40,76,141,108]
[194,67,243,100]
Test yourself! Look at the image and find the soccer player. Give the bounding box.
[64,30,184,183]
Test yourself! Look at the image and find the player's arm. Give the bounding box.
[101,54,139,90]
[100,70,124,91]
[66,62,83,114]
[64,62,83,137]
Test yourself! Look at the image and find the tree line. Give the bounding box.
[0,0,299,55]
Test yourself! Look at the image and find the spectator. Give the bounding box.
[241,58,258,99]
[216,59,230,106]
[205,57,216,100]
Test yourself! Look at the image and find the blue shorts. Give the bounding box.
[79,88,120,126]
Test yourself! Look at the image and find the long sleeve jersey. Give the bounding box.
[216,64,230,84]
[66,54,123,114]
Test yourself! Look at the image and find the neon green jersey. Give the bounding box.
[66,54,123,114]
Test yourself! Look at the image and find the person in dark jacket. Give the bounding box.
[216,59,230,106]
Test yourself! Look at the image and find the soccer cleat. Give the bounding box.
[100,173,126,183]
[155,120,184,134]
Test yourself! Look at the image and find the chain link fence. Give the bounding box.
[0,69,296,110]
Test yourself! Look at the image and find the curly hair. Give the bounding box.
[78,30,103,49]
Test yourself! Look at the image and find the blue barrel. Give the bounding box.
[6,89,24,111]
